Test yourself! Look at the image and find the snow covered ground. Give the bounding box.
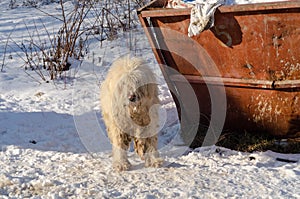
[0,0,299,198]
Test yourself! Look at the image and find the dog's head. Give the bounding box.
[127,83,159,127]
[113,71,160,137]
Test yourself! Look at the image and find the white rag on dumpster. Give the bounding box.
[166,0,288,37]
[166,0,225,37]
[187,0,225,37]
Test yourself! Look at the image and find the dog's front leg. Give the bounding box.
[112,145,131,172]
[144,147,163,168]
[110,131,132,172]
[134,135,163,168]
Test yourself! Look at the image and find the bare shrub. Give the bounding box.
[7,0,150,82]
[89,0,150,45]
[18,0,91,80]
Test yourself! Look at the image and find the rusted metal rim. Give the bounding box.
[170,75,300,89]
[138,1,300,17]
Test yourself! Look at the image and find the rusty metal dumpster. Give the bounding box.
[138,0,300,139]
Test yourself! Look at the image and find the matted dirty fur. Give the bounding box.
[100,55,163,171]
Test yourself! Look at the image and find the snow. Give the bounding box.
[0,0,299,198]
[181,0,289,4]
[227,0,289,4]
[1,145,299,198]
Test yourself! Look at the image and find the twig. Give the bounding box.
[127,0,131,29]
[24,69,42,84]
[102,7,126,31]
[1,26,16,72]
[34,6,64,22]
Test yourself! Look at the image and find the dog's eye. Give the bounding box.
[129,94,138,102]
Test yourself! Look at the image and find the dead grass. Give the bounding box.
[189,127,300,154]
[216,131,300,153]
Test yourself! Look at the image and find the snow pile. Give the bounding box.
[1,146,299,198]
[182,0,289,5]
[226,0,289,4]
[0,0,299,198]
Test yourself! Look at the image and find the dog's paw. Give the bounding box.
[113,160,131,172]
[145,157,163,168]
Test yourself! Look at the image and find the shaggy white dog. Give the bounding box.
[100,56,163,171]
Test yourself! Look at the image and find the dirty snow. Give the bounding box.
[0,0,299,198]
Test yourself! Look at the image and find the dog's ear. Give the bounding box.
[144,83,159,98]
